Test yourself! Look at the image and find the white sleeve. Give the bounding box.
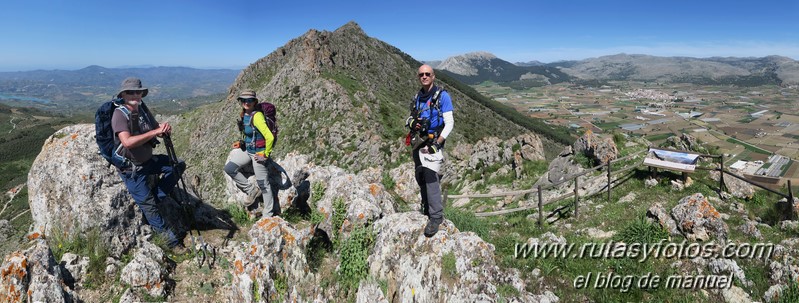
[440,111,454,139]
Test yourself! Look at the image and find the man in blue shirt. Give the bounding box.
[406,64,455,237]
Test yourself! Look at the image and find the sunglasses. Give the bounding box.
[125,90,143,95]
[417,72,433,78]
[239,98,258,103]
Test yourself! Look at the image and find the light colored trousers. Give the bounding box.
[224,148,277,217]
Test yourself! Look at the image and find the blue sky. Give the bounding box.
[1,0,797,71]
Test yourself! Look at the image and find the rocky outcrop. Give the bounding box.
[646,203,681,236]
[227,216,314,302]
[26,124,231,257]
[449,133,545,171]
[661,133,708,154]
[120,241,171,298]
[709,170,755,200]
[367,212,556,302]
[27,124,145,256]
[671,193,729,242]
[230,153,397,241]
[0,240,75,302]
[573,130,618,165]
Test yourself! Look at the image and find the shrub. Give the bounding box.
[338,226,375,289]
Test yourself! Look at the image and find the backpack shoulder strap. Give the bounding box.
[116,105,131,119]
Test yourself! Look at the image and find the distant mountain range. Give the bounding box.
[431,52,799,87]
[0,66,240,112]
[432,52,571,89]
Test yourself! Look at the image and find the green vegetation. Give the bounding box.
[331,197,347,248]
[337,225,375,289]
[725,137,771,155]
[48,226,109,288]
[613,216,669,244]
[442,252,457,279]
[226,204,254,226]
[778,280,799,303]
[646,132,675,142]
[434,72,575,145]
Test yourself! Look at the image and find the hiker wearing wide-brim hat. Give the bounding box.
[224,89,281,218]
[117,77,149,98]
[111,76,188,254]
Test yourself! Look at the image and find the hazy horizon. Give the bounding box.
[1,0,796,72]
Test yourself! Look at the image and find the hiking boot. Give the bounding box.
[423,219,440,238]
[170,244,189,255]
[245,186,262,206]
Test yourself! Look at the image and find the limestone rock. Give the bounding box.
[738,219,763,239]
[707,258,752,287]
[573,130,618,165]
[721,285,752,303]
[0,240,75,303]
[389,162,418,205]
[671,193,728,241]
[709,170,755,200]
[646,203,680,236]
[27,124,145,256]
[764,284,785,303]
[59,253,89,287]
[0,219,10,243]
[368,212,554,302]
[120,241,170,298]
[356,280,388,303]
[227,216,314,302]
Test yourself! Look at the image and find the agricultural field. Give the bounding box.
[474,81,799,183]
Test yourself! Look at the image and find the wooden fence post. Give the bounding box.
[574,176,580,218]
[607,160,612,202]
[789,180,795,220]
[719,154,725,193]
[537,185,543,227]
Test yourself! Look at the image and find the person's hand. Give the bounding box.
[405,116,415,130]
[254,153,267,163]
[158,122,172,137]
[232,141,241,149]
[428,141,443,154]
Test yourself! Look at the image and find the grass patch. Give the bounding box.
[226,204,253,226]
[444,208,489,239]
[613,216,669,244]
[48,226,109,288]
[646,132,674,142]
[725,137,771,155]
[442,252,457,279]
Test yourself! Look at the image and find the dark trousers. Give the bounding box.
[413,147,444,223]
[119,154,185,247]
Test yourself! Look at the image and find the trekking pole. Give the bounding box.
[162,135,215,268]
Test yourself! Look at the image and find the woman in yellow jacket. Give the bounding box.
[223,90,278,217]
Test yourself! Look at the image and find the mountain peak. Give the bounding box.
[461,51,497,60]
[334,21,365,35]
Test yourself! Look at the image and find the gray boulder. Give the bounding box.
[671,193,729,241]
[0,239,75,302]
[227,216,314,302]
[27,124,144,256]
[709,170,755,200]
[367,212,555,302]
[646,203,681,236]
[119,241,170,298]
[573,130,618,165]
